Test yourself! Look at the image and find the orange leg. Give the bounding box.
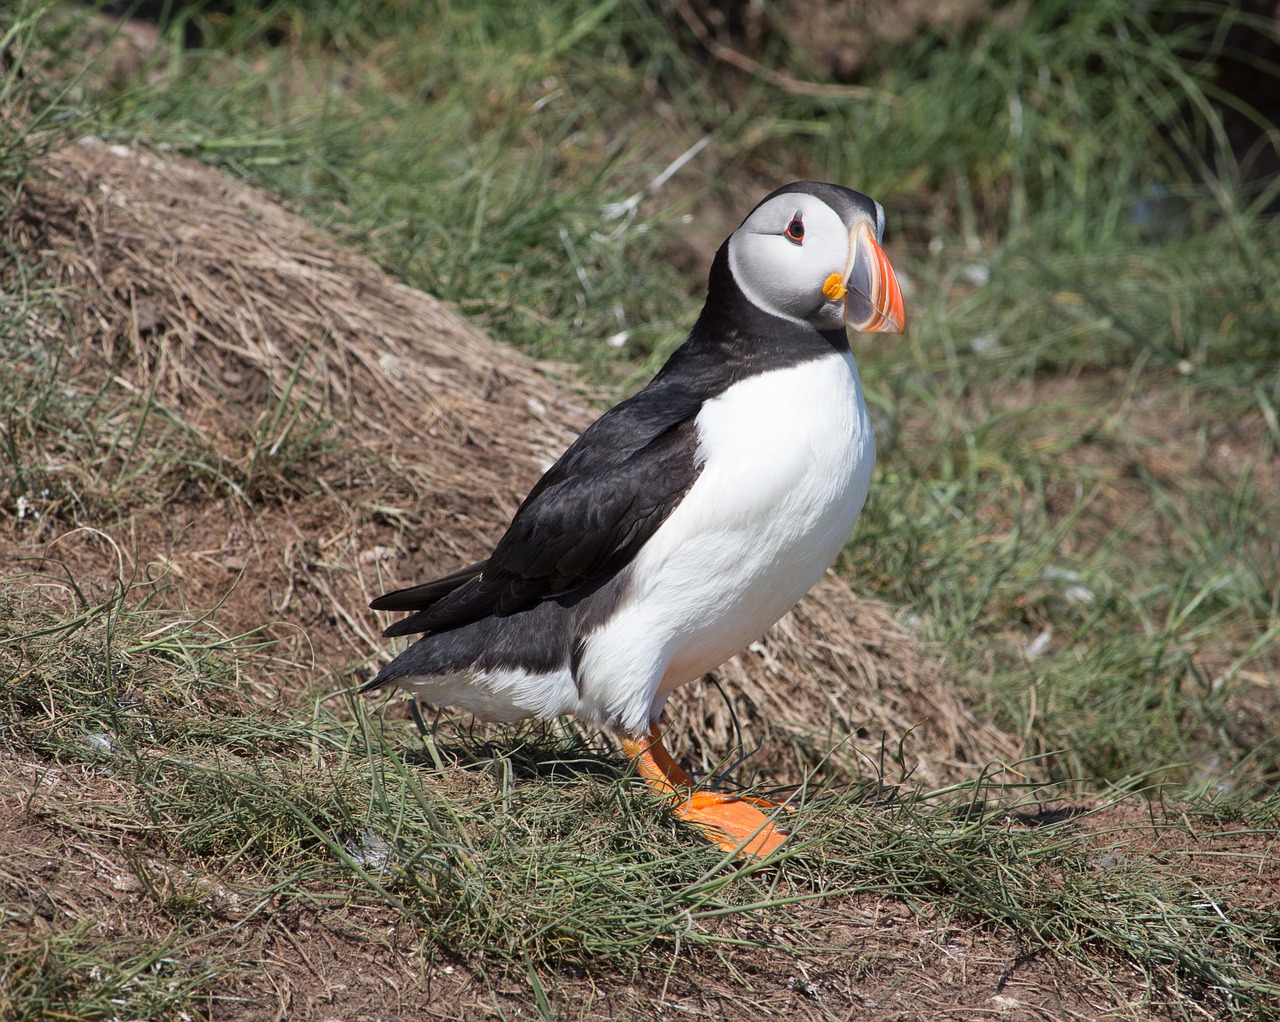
[620,725,789,859]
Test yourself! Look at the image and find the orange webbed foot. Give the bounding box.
[676,789,789,858]
[621,726,791,859]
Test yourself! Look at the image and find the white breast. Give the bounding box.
[576,348,875,734]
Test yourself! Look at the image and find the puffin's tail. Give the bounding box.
[369,558,487,637]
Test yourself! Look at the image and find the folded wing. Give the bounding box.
[371,381,706,638]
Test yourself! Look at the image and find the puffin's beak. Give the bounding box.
[842,222,906,334]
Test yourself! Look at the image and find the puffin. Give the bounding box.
[366,181,906,857]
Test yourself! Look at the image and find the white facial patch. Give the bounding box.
[728,193,853,325]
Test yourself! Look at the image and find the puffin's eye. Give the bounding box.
[784,212,805,244]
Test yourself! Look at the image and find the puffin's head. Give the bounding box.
[727,181,906,334]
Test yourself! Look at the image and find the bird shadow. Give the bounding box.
[394,706,622,783]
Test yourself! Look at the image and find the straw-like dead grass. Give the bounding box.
[7,136,1016,787]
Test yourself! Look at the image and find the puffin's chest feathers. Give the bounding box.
[691,346,873,541]
[573,347,876,727]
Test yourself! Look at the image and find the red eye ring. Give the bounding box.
[784,212,805,244]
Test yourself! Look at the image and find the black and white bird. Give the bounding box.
[367,181,906,857]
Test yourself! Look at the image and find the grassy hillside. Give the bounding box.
[2,1,1278,1018]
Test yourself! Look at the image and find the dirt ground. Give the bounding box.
[5,750,1276,1021]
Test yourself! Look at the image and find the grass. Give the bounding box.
[90,0,704,376]
[0,271,339,523]
[850,352,1280,784]
[3,580,1278,1018]
[2,0,1279,1018]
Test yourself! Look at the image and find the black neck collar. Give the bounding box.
[652,241,849,398]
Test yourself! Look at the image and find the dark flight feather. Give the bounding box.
[370,559,487,613]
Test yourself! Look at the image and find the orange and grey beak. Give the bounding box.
[823,222,906,334]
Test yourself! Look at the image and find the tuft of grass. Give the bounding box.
[0,2,90,200]
[747,2,1280,238]
[848,359,1280,786]
[218,341,341,505]
[3,579,1277,1015]
[0,929,222,1022]
[86,0,705,378]
[0,289,342,526]
[807,787,1280,1016]
[2,183,344,528]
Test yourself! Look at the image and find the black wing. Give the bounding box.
[371,380,706,638]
